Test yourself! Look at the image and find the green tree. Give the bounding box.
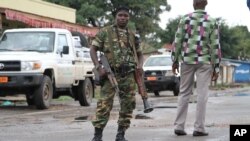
[230,26,250,60]
[44,0,171,38]
[219,22,238,59]
[219,23,250,60]
[157,17,181,45]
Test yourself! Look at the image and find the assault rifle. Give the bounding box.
[93,53,153,113]
[96,53,120,96]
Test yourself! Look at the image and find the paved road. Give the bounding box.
[0,86,250,141]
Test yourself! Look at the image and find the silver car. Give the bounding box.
[143,54,180,96]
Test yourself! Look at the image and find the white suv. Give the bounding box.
[143,54,180,96]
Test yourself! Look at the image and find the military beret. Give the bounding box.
[112,5,130,16]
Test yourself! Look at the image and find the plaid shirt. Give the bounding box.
[171,9,221,72]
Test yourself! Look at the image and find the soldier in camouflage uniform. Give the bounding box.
[89,6,144,141]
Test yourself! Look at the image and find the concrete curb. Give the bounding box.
[209,86,250,97]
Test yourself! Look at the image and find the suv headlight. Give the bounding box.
[21,61,42,71]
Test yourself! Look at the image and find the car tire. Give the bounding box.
[77,78,93,106]
[154,91,160,96]
[34,76,53,109]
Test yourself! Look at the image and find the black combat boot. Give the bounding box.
[115,126,128,141]
[91,127,103,141]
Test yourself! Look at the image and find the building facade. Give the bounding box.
[0,0,98,37]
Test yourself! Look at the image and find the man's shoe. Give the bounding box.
[174,130,187,136]
[193,131,209,136]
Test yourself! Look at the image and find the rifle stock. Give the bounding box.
[135,69,147,98]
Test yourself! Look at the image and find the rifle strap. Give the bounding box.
[107,25,138,67]
[107,26,114,51]
[127,30,139,68]
[105,26,118,69]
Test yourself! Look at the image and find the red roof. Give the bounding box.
[4,9,99,37]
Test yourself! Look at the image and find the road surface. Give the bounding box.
[0,86,250,141]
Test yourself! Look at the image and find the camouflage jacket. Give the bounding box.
[92,24,141,70]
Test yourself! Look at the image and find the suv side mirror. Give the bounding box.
[62,46,69,54]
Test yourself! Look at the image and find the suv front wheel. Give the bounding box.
[154,90,160,97]
[34,76,53,109]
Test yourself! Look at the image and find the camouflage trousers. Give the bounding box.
[92,73,136,129]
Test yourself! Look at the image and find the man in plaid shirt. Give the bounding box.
[171,0,221,137]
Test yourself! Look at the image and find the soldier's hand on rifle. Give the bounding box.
[96,64,106,77]
[99,67,106,77]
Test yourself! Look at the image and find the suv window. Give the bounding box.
[57,34,68,53]
[144,56,172,66]
[0,32,55,52]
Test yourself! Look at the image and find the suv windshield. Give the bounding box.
[144,56,172,66]
[0,32,55,52]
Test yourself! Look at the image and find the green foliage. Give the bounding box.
[54,96,73,101]
[43,0,250,59]
[44,0,170,39]
[220,22,250,60]
[219,22,238,59]
[230,26,250,60]
[157,17,181,45]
